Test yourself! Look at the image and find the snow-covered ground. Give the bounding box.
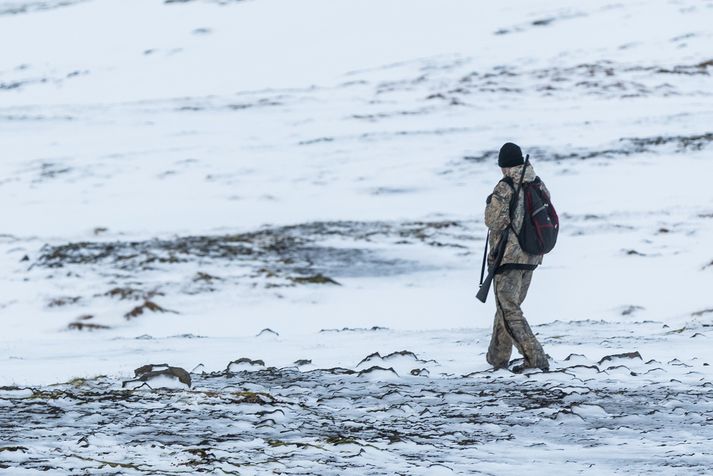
[1,0,713,473]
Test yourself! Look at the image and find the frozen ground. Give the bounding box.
[3,344,713,474]
[1,0,713,473]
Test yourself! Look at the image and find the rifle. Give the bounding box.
[476,229,508,303]
[479,229,490,286]
[476,155,530,303]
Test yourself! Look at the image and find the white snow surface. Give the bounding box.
[1,0,713,473]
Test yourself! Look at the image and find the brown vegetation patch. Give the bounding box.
[124,300,178,320]
[47,296,81,308]
[290,274,340,285]
[68,322,110,331]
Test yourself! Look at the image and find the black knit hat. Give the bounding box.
[498,142,524,168]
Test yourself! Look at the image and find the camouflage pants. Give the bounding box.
[486,269,548,370]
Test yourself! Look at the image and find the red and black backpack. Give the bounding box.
[501,174,559,255]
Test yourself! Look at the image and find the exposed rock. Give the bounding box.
[47,296,82,307]
[191,364,206,373]
[290,274,340,285]
[67,322,110,331]
[320,326,389,333]
[0,446,28,453]
[621,305,645,316]
[124,364,191,389]
[194,271,221,283]
[357,350,437,367]
[598,352,642,365]
[256,328,279,337]
[357,366,399,378]
[692,308,713,317]
[105,287,160,300]
[226,358,266,372]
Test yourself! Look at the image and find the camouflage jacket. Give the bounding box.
[484,163,548,270]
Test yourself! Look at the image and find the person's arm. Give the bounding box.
[485,181,512,232]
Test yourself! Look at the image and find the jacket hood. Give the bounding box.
[503,162,536,184]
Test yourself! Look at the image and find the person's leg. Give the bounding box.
[486,304,512,369]
[494,270,548,369]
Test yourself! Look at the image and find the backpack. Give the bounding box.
[502,175,559,255]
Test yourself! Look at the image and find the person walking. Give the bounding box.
[483,142,551,372]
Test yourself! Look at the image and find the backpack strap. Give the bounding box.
[500,176,515,189]
[499,175,516,212]
[498,177,519,235]
[499,157,530,231]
